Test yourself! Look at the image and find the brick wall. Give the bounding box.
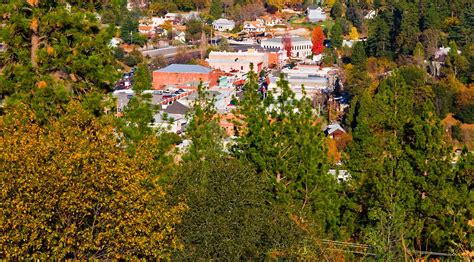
[152,71,221,89]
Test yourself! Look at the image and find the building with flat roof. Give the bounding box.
[207,49,268,73]
[261,36,312,59]
[152,64,221,89]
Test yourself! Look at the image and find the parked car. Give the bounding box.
[177,88,186,93]
[162,95,172,99]
[163,89,171,93]
[152,90,163,95]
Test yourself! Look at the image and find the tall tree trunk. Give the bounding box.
[31,33,39,68]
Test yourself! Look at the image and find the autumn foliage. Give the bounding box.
[282,33,292,58]
[311,26,325,55]
[0,103,185,259]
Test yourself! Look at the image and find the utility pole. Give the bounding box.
[130,31,133,44]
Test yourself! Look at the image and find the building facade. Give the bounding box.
[261,36,312,59]
[243,21,266,34]
[153,64,221,89]
[307,6,326,22]
[212,18,236,31]
[207,50,268,73]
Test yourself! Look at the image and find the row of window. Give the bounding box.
[261,44,311,50]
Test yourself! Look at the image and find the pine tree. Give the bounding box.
[209,0,223,20]
[0,0,119,122]
[330,22,343,48]
[346,69,472,257]
[233,71,342,238]
[330,0,343,19]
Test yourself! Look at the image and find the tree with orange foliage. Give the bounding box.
[311,26,325,55]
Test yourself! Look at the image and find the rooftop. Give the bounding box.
[155,64,213,74]
[213,18,235,25]
[163,101,190,115]
[262,36,311,43]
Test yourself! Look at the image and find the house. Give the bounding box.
[164,13,179,21]
[257,15,282,27]
[140,17,166,27]
[364,10,377,19]
[261,36,312,59]
[324,123,346,139]
[243,21,266,34]
[181,11,200,22]
[307,6,326,22]
[152,64,222,89]
[328,169,351,183]
[212,18,236,32]
[138,25,155,36]
[207,49,268,73]
[173,30,186,42]
[151,111,187,133]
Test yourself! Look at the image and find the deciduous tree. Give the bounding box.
[311,26,325,55]
[1,102,184,259]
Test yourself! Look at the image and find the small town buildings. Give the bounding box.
[152,64,221,89]
[279,65,338,91]
[325,123,346,139]
[243,21,266,34]
[212,18,236,32]
[164,13,179,21]
[173,30,186,42]
[207,49,269,73]
[140,17,166,27]
[307,6,326,22]
[257,15,282,27]
[181,11,200,22]
[261,36,312,59]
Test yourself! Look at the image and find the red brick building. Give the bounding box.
[153,64,221,89]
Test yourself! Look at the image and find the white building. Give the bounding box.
[261,36,312,59]
[257,15,282,27]
[207,49,268,73]
[212,18,236,32]
[164,13,179,21]
[280,65,338,91]
[243,21,266,34]
[307,6,326,22]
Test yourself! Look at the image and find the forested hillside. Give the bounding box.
[1,0,472,260]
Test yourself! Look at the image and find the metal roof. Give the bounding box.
[156,64,213,74]
[261,36,311,44]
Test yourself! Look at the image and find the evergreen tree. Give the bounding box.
[367,16,391,57]
[233,71,342,239]
[346,69,472,257]
[132,63,152,92]
[0,1,118,105]
[209,0,223,20]
[330,22,343,48]
[330,0,343,19]
[395,2,420,55]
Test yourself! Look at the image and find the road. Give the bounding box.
[141,46,183,58]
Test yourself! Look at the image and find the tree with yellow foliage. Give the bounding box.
[0,103,185,259]
[349,26,359,40]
